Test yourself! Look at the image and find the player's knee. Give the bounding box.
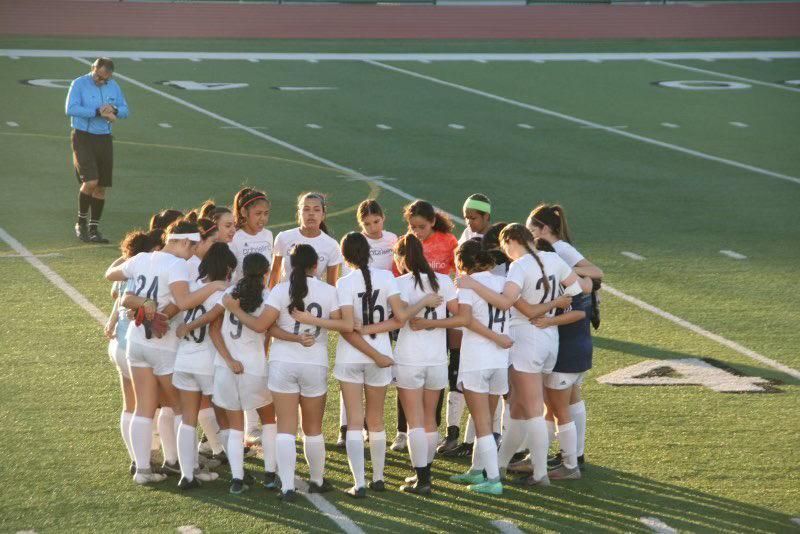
[93,186,106,198]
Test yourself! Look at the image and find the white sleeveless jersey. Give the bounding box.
[230,228,274,282]
[121,251,190,352]
[215,288,270,377]
[393,272,457,366]
[506,251,573,328]
[174,279,224,375]
[273,228,342,282]
[335,267,400,365]
[267,277,340,367]
[457,271,510,372]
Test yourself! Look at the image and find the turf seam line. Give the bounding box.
[0,227,107,324]
[648,59,800,94]
[364,60,800,187]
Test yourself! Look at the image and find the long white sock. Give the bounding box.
[497,417,527,468]
[303,434,326,486]
[501,400,510,435]
[569,401,587,457]
[120,411,135,462]
[130,416,153,471]
[218,429,230,455]
[345,430,366,488]
[339,393,347,427]
[151,408,161,451]
[477,434,500,480]
[259,423,276,473]
[228,429,245,480]
[492,404,502,435]
[469,437,484,472]
[158,407,178,464]
[198,408,223,454]
[244,409,260,437]
[276,433,296,491]
[425,432,438,464]
[464,415,476,444]
[177,423,197,480]
[524,417,549,481]
[557,422,578,469]
[369,431,386,482]
[407,428,428,468]
[446,391,466,428]
[546,419,557,448]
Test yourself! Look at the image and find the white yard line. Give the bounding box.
[376,124,392,130]
[491,520,525,534]
[649,58,800,94]
[5,50,800,62]
[295,480,364,534]
[621,251,646,261]
[305,123,322,129]
[719,249,747,260]
[661,122,679,129]
[365,60,800,187]
[639,517,677,534]
[158,123,172,128]
[729,122,749,128]
[6,121,19,127]
[448,123,466,129]
[517,123,534,129]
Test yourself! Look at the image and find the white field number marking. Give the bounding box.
[158,123,172,128]
[720,250,747,259]
[656,80,751,90]
[729,122,749,128]
[160,81,249,91]
[6,121,19,127]
[448,123,465,130]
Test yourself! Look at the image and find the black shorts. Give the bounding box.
[72,129,113,187]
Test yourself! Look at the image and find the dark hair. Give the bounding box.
[288,244,318,313]
[196,217,218,241]
[482,222,510,269]
[357,199,384,225]
[119,230,156,259]
[198,199,232,222]
[298,192,331,236]
[341,232,377,339]
[456,239,495,275]
[464,193,491,216]
[149,209,183,231]
[404,200,454,234]
[232,253,269,313]
[499,224,550,296]
[233,188,269,229]
[165,218,199,240]
[199,242,237,283]
[534,238,555,253]
[92,57,114,72]
[528,203,573,243]
[394,233,439,293]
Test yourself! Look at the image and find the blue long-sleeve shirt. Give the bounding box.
[65,73,129,135]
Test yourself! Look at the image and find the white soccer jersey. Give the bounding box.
[216,288,270,377]
[506,251,573,327]
[393,272,457,366]
[267,277,340,367]
[273,227,342,282]
[187,255,201,283]
[551,240,585,268]
[122,251,191,351]
[458,227,483,245]
[366,231,398,271]
[335,267,400,365]
[230,228,274,282]
[174,280,224,375]
[457,271,510,372]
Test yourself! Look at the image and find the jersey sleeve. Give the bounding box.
[506,259,526,290]
[552,241,585,267]
[266,285,283,311]
[384,272,400,298]
[120,255,137,280]
[272,231,287,258]
[328,285,341,312]
[327,238,343,267]
[441,276,458,302]
[457,287,476,306]
[168,259,191,285]
[336,276,353,309]
[555,255,574,285]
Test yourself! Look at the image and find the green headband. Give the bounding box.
[464,198,491,214]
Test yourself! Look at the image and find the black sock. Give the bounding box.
[89,196,105,223]
[78,192,91,223]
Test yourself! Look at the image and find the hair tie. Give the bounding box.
[241,194,267,210]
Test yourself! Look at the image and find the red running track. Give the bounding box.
[1,0,800,40]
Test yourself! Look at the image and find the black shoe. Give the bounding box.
[308,478,334,493]
[278,489,297,502]
[211,451,228,465]
[547,451,563,469]
[262,471,279,490]
[437,425,460,455]
[88,226,109,244]
[346,486,367,498]
[510,450,528,464]
[161,461,181,476]
[129,461,136,476]
[336,425,346,448]
[445,441,473,458]
[578,454,586,470]
[229,478,249,494]
[368,480,386,492]
[178,476,201,490]
[75,221,89,242]
[400,480,432,495]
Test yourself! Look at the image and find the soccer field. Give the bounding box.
[1,35,799,533]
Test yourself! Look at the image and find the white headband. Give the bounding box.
[167,233,201,242]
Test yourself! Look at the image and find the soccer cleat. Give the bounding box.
[262,471,279,490]
[547,451,563,469]
[547,464,581,480]
[178,476,201,490]
[245,428,261,447]
[243,446,257,459]
[211,451,228,465]
[437,426,460,455]
[449,470,486,485]
[278,489,297,502]
[88,227,109,244]
[468,480,503,495]
[75,221,89,242]
[336,425,346,448]
[197,437,214,456]
[308,478,334,493]
[161,461,181,476]
[404,473,418,484]
[129,461,136,476]
[390,432,407,452]
[400,480,431,495]
[444,442,473,458]
[346,486,367,498]
[508,455,533,474]
[194,469,219,482]
[509,450,528,464]
[199,456,221,470]
[512,474,550,487]
[368,480,386,492]
[229,478,249,494]
[133,469,167,485]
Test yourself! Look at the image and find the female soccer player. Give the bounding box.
[172,242,236,489]
[105,218,228,485]
[230,188,273,282]
[456,223,578,487]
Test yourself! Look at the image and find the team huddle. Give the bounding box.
[102,188,603,501]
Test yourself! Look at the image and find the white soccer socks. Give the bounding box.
[345,430,366,488]
[303,434,326,487]
[369,431,387,482]
[569,400,587,457]
[276,433,296,492]
[262,423,278,473]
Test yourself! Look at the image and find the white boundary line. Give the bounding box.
[649,58,800,94]
[621,251,646,261]
[639,517,677,534]
[0,228,107,324]
[491,520,525,534]
[365,60,800,187]
[5,49,800,62]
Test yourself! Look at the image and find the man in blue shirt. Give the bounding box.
[65,57,129,243]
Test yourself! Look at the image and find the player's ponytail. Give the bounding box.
[232,252,268,313]
[482,222,510,271]
[403,200,454,234]
[288,244,318,313]
[456,239,495,275]
[395,233,439,293]
[197,217,218,241]
[500,223,550,296]
[149,209,183,231]
[120,230,157,259]
[528,203,573,243]
[199,242,237,283]
[342,232,377,339]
